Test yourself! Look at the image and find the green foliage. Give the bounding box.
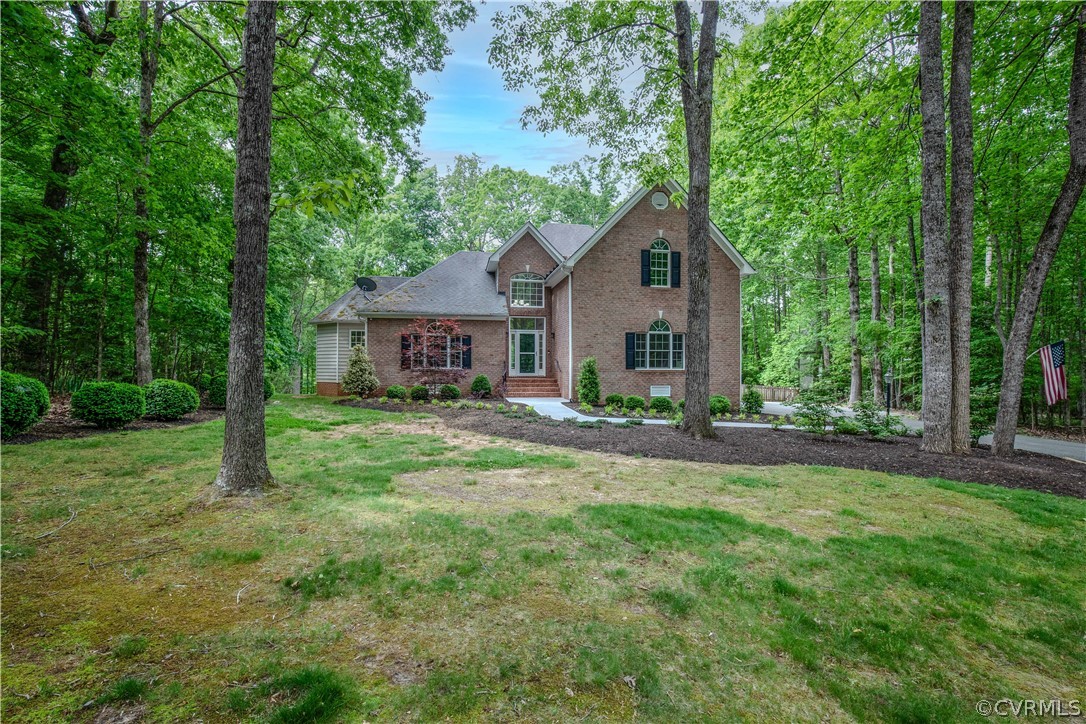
[439,383,461,400]
[208,376,228,408]
[649,396,673,414]
[708,395,731,416]
[264,377,274,401]
[469,375,492,397]
[143,379,199,421]
[410,385,429,401]
[604,393,625,407]
[113,635,149,659]
[576,357,600,404]
[793,385,840,436]
[260,666,354,724]
[1,371,49,438]
[740,387,764,416]
[386,385,407,401]
[341,345,380,397]
[71,382,145,429]
[834,418,862,435]
[624,395,646,411]
[970,384,1001,444]
[284,556,384,601]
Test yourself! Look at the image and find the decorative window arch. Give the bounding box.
[510,272,544,308]
[649,239,670,288]
[628,319,685,370]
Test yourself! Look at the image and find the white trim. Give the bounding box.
[567,271,573,398]
[509,272,545,309]
[508,317,546,376]
[335,322,340,381]
[649,239,671,288]
[544,180,756,286]
[485,222,564,273]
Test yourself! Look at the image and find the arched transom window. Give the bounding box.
[649,239,670,287]
[510,272,544,308]
[629,319,685,370]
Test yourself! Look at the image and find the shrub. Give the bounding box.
[576,357,600,405]
[793,384,840,435]
[195,373,212,392]
[740,387,764,416]
[834,418,861,435]
[439,384,461,400]
[143,379,199,420]
[852,398,884,434]
[624,395,646,411]
[386,385,407,400]
[341,345,379,397]
[649,396,673,414]
[470,374,492,398]
[263,377,274,401]
[604,393,625,407]
[208,375,228,407]
[71,382,145,429]
[677,399,685,410]
[970,384,1000,444]
[409,385,429,401]
[1,371,50,438]
[708,395,731,416]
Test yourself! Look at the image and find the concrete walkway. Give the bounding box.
[507,397,1085,463]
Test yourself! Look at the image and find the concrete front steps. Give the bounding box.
[505,377,561,398]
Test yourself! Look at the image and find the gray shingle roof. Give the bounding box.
[310,275,412,323]
[315,251,506,320]
[539,222,595,258]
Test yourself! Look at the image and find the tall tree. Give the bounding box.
[992,5,1086,456]
[213,0,277,496]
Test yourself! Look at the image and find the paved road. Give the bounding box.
[508,398,1085,463]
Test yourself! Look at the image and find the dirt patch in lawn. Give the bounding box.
[345,400,1086,498]
[5,394,223,444]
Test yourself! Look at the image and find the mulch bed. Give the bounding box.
[346,400,1086,499]
[5,395,223,444]
[561,400,784,423]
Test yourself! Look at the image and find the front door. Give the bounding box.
[510,318,545,376]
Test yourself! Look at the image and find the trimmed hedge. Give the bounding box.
[144,379,200,420]
[71,382,145,429]
[1,371,50,439]
[624,395,646,411]
[649,396,673,414]
[386,385,407,400]
[709,395,731,416]
[439,384,461,400]
[604,393,625,408]
[470,374,492,397]
[409,384,429,401]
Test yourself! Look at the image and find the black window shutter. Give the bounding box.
[400,335,411,369]
[671,251,681,288]
[625,332,636,369]
[462,335,472,369]
[640,249,650,286]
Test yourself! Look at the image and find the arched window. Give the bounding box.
[510,272,544,308]
[629,319,685,370]
[649,239,670,287]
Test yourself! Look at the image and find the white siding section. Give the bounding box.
[337,321,367,380]
[315,324,339,382]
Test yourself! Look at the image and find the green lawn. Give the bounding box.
[2,396,1083,722]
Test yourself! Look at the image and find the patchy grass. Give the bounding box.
[1,395,1084,721]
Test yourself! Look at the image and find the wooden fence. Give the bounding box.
[741,384,799,402]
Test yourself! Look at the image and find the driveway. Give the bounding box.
[509,398,1084,463]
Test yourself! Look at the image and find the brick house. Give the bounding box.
[312,182,755,401]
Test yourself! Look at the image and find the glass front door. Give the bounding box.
[516,331,536,375]
[509,318,545,376]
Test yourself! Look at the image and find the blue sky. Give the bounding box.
[413,3,604,177]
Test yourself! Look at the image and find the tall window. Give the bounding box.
[410,322,464,369]
[349,329,365,349]
[632,319,684,369]
[649,239,670,287]
[510,272,544,308]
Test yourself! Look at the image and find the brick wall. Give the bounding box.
[551,276,571,396]
[570,186,742,403]
[496,231,560,377]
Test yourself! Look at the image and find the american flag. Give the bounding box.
[1039,340,1068,406]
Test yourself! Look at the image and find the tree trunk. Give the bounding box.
[918,0,953,454]
[993,7,1086,456]
[948,0,975,453]
[847,240,863,403]
[674,0,719,440]
[869,236,884,402]
[214,0,277,495]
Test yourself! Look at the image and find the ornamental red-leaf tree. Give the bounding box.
[398,318,473,390]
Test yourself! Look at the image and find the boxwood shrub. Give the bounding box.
[624,395,646,411]
[208,375,228,407]
[144,379,200,420]
[709,395,731,416]
[649,396,673,414]
[71,382,145,429]
[386,385,407,400]
[439,384,461,400]
[470,374,492,397]
[409,384,429,401]
[1,371,50,438]
[604,393,625,408]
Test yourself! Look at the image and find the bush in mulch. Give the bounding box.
[1,371,50,439]
[144,379,200,420]
[71,382,146,429]
[470,375,492,398]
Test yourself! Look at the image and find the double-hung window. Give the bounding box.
[410,323,464,369]
[649,239,670,288]
[510,272,544,308]
[628,320,685,370]
[349,329,365,349]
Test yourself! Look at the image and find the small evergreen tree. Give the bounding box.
[341,345,379,397]
[576,357,600,404]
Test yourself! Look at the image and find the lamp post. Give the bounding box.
[883,369,893,428]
